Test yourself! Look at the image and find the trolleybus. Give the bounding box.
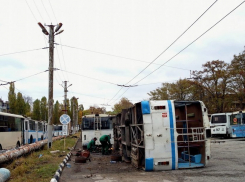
[210,113,232,138]
[82,114,114,146]
[0,112,24,150]
[229,110,245,138]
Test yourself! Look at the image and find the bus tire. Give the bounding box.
[16,141,20,148]
[41,135,43,140]
[0,144,2,150]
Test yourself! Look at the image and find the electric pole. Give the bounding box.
[72,97,78,134]
[61,81,72,133]
[38,22,64,148]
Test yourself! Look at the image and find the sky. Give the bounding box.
[1,0,245,112]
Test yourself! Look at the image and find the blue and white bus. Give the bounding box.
[229,110,245,138]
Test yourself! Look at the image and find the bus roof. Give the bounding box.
[211,113,232,116]
[0,111,24,118]
[82,114,114,118]
[231,110,245,114]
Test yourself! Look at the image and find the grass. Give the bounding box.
[1,133,80,182]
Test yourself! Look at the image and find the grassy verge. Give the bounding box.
[1,133,80,182]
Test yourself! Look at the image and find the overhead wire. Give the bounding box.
[58,44,190,71]
[25,0,38,22]
[133,0,245,86]
[59,69,118,86]
[41,0,52,23]
[107,0,218,104]
[0,48,44,57]
[124,0,219,86]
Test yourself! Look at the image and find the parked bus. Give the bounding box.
[113,100,211,171]
[0,112,24,150]
[229,110,245,138]
[210,113,232,138]
[82,114,114,146]
[54,125,63,136]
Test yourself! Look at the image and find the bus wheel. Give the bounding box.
[30,135,33,144]
[16,141,20,148]
[41,135,43,140]
[0,144,2,150]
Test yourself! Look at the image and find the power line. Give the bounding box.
[59,69,118,86]
[124,0,218,85]
[0,48,43,57]
[0,70,48,85]
[58,43,190,71]
[48,0,58,22]
[25,0,38,22]
[109,0,245,102]
[134,0,245,85]
[33,0,45,22]
[41,0,52,23]
[107,0,218,103]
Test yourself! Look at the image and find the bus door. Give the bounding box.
[95,116,101,145]
[24,119,29,144]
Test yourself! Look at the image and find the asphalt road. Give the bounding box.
[60,138,245,182]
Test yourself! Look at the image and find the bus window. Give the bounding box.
[83,118,94,130]
[211,115,226,124]
[38,123,43,131]
[101,117,110,129]
[230,113,245,125]
[29,120,35,130]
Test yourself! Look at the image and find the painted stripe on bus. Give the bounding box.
[167,100,176,170]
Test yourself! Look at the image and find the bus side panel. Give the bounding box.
[230,125,245,138]
[144,100,177,171]
[0,132,22,149]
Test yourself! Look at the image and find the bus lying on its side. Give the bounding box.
[113,100,211,171]
[210,113,232,138]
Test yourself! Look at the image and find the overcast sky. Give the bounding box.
[1,0,245,111]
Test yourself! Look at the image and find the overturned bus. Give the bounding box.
[113,100,211,171]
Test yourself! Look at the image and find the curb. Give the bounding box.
[50,136,80,182]
[50,153,71,182]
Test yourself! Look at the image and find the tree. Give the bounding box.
[148,83,170,100]
[23,96,32,117]
[168,79,193,100]
[40,97,48,121]
[8,82,16,113]
[112,97,133,114]
[32,99,41,120]
[229,49,245,110]
[192,60,231,113]
[53,101,60,124]
[16,92,26,115]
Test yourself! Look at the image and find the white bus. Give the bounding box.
[0,112,24,150]
[54,125,63,136]
[210,113,232,138]
[114,100,211,170]
[229,110,245,138]
[82,114,114,146]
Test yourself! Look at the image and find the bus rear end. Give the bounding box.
[210,113,231,138]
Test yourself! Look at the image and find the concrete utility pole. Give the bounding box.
[38,22,64,148]
[61,81,72,133]
[72,97,79,134]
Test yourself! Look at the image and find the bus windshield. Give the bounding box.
[82,117,94,130]
[230,113,245,125]
[211,115,226,124]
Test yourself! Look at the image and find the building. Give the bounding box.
[0,99,9,112]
